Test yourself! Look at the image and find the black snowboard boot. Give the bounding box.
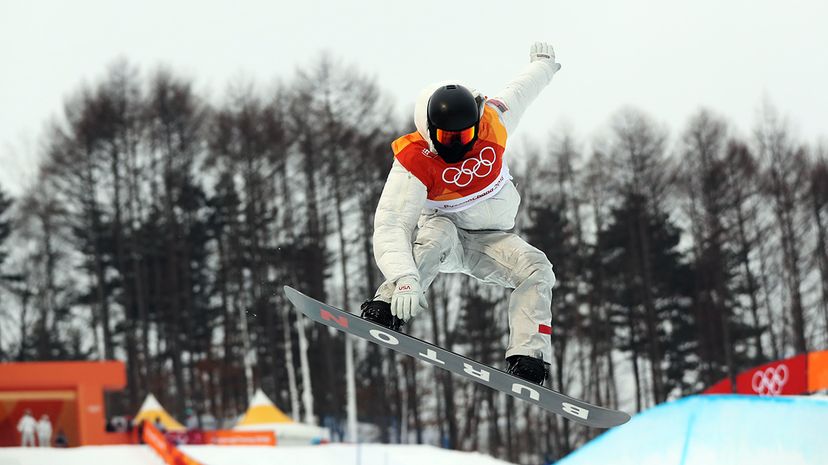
[360,300,404,331]
[506,355,549,385]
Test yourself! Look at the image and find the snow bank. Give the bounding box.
[0,443,514,465]
[181,444,508,465]
[180,443,514,465]
[558,394,828,465]
[0,445,164,465]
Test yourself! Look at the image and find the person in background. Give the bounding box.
[36,414,53,447]
[136,419,146,444]
[154,416,166,433]
[54,429,69,448]
[184,408,199,430]
[17,409,37,447]
[112,416,128,432]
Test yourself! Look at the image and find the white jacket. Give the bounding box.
[17,414,36,434]
[37,418,53,438]
[373,60,559,283]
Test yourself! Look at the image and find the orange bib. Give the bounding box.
[392,105,509,212]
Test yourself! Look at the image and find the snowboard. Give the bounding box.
[284,286,630,429]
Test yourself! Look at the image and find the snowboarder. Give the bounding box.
[37,414,52,447]
[17,409,37,447]
[361,42,561,385]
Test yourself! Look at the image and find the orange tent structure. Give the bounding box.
[0,361,128,446]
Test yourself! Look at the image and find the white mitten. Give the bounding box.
[390,276,427,321]
[530,41,562,73]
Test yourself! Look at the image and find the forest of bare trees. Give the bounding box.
[0,57,826,463]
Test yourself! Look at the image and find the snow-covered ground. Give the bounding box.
[0,445,165,465]
[0,443,515,465]
[7,395,825,465]
[181,444,514,465]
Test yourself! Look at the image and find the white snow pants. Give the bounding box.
[20,432,35,447]
[376,214,555,362]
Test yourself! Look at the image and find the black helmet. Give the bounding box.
[427,84,483,163]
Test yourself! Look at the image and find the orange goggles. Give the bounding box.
[435,126,476,146]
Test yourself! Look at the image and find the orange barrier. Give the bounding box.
[142,422,203,465]
[203,430,277,446]
[808,350,828,392]
[704,350,828,395]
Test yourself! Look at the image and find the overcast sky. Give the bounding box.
[1,0,826,194]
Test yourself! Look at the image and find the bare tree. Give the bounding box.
[808,148,828,345]
[606,107,670,404]
[754,103,809,354]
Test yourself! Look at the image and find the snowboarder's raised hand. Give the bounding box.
[391,276,427,321]
[529,41,561,72]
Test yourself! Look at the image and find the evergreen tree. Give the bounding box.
[674,111,764,388]
[522,195,578,456]
[598,193,696,401]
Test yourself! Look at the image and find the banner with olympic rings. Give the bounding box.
[704,351,828,396]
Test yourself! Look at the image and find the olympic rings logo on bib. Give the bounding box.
[441,147,497,187]
[751,364,789,395]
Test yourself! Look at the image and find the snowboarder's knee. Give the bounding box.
[414,217,458,253]
[521,253,556,289]
[532,261,556,289]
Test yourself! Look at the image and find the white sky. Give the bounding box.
[1,0,827,195]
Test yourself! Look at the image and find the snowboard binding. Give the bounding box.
[506,355,549,385]
[360,300,404,331]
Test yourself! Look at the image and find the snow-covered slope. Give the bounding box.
[0,443,515,465]
[0,445,165,465]
[558,394,828,465]
[180,444,515,465]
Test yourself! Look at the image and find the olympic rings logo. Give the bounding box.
[441,147,497,187]
[751,364,789,396]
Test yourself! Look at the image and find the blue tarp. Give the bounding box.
[558,395,828,465]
